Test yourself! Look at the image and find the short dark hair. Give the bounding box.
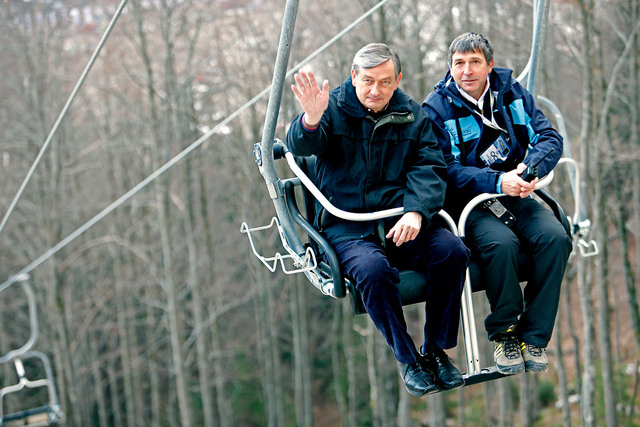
[352,43,401,78]
[447,32,494,67]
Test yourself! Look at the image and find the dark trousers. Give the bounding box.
[334,223,469,364]
[466,197,572,347]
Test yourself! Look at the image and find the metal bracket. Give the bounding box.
[253,143,262,167]
[578,239,599,258]
[240,217,318,275]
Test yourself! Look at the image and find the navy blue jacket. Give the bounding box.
[287,77,447,245]
[422,68,563,216]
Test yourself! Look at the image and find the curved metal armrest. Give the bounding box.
[281,180,457,300]
[458,171,555,237]
[283,179,346,298]
[278,140,460,300]
[284,151,403,221]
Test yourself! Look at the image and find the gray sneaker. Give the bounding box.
[521,342,548,372]
[493,326,525,375]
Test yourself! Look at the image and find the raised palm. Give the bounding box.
[291,70,330,126]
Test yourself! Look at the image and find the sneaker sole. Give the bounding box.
[525,361,548,372]
[496,363,525,375]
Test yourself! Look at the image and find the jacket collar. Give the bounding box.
[434,67,514,102]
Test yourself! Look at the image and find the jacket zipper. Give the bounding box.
[362,112,412,209]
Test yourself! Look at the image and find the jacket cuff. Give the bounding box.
[495,173,504,194]
[301,115,320,132]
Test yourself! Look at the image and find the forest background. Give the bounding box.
[0,0,638,426]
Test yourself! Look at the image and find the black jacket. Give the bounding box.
[287,77,447,244]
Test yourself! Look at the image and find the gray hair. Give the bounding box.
[351,43,401,78]
[447,32,494,67]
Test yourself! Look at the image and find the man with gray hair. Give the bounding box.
[287,43,469,396]
[423,32,571,375]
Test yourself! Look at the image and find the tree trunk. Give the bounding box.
[628,0,640,419]
[254,267,285,427]
[366,320,381,427]
[519,373,540,427]
[109,334,124,427]
[198,169,234,427]
[591,9,640,425]
[144,272,162,427]
[553,309,572,427]
[577,0,597,424]
[482,378,496,425]
[184,157,215,427]
[396,378,410,427]
[89,335,109,427]
[291,276,313,427]
[427,393,446,427]
[131,2,192,424]
[498,377,513,427]
[114,256,136,427]
[331,303,349,424]
[344,302,358,427]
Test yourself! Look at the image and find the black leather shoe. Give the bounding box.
[420,347,465,391]
[398,361,438,397]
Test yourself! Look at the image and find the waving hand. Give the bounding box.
[291,70,330,127]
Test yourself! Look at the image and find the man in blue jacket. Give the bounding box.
[287,43,469,396]
[423,33,572,375]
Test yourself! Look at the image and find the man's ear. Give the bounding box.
[394,72,403,89]
[351,69,357,86]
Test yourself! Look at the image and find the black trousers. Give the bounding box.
[466,197,572,347]
[334,223,469,364]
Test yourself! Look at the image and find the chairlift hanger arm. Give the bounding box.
[0,278,38,364]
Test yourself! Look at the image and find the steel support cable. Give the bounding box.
[0,0,129,236]
[283,0,393,83]
[0,0,396,292]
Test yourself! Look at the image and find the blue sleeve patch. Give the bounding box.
[509,99,527,125]
[509,99,539,147]
[444,119,461,161]
[444,117,479,162]
[457,116,481,142]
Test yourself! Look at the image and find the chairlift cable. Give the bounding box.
[0,0,129,236]
[286,0,394,76]
[0,0,397,293]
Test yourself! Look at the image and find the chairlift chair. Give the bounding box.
[0,279,64,426]
[0,352,63,427]
[245,140,574,386]
[242,0,598,390]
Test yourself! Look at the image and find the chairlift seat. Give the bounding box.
[283,155,571,316]
[1,405,55,427]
